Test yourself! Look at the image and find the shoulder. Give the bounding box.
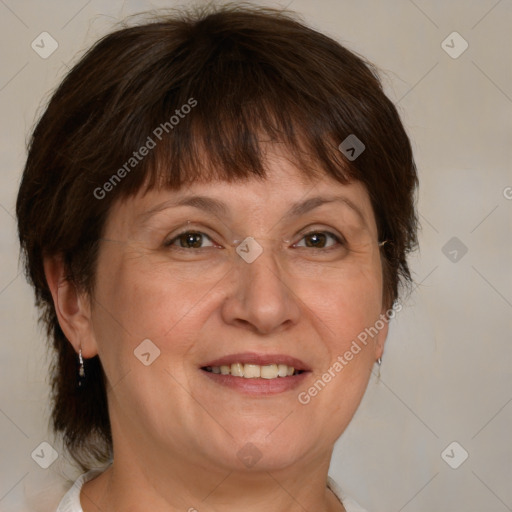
[327,476,370,512]
[55,470,103,512]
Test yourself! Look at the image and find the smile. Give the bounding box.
[199,352,311,395]
[202,363,303,379]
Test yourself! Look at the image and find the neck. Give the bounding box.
[80,446,345,512]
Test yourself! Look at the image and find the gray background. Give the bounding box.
[1,0,511,510]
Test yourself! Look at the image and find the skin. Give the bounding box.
[45,148,388,512]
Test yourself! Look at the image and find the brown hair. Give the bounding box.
[16,3,418,470]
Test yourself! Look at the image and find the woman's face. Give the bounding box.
[86,149,388,473]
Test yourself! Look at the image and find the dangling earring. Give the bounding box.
[375,356,382,378]
[78,349,85,387]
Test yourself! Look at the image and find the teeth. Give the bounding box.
[260,364,278,379]
[277,364,288,377]
[243,364,261,378]
[231,363,244,377]
[206,363,299,379]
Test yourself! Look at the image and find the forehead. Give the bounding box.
[105,153,378,240]
[153,146,368,206]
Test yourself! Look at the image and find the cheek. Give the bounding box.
[297,259,383,344]
[90,248,225,366]
[298,263,383,416]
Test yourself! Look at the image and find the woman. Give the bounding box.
[16,4,418,511]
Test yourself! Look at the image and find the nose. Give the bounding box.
[220,245,301,335]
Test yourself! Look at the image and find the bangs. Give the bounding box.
[84,14,369,201]
[144,94,354,193]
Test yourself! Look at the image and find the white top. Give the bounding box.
[55,470,368,511]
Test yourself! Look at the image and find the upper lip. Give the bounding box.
[201,352,311,371]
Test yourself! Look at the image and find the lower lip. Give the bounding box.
[200,369,310,396]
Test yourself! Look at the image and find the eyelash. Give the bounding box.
[164,229,345,251]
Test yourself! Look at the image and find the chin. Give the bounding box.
[220,429,318,473]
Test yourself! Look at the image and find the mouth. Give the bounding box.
[200,353,311,395]
[202,363,304,378]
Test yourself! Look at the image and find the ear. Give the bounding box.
[374,309,390,361]
[43,255,98,358]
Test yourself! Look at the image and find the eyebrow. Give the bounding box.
[138,195,229,225]
[284,195,366,223]
[138,194,366,225]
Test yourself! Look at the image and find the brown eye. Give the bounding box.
[295,231,342,249]
[166,231,214,249]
